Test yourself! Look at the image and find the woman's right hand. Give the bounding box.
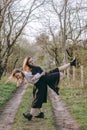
[41,71,45,76]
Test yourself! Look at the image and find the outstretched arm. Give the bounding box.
[31,71,45,82]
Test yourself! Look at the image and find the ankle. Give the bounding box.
[23,113,33,120]
[70,57,76,67]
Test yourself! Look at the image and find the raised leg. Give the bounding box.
[58,57,76,72]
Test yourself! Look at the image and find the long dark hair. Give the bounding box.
[23,56,33,71]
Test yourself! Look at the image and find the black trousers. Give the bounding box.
[32,77,47,108]
[32,68,60,108]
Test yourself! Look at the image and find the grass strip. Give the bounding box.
[0,81,17,113]
[60,79,87,130]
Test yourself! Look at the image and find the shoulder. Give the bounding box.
[31,66,43,74]
[32,66,42,70]
[23,71,32,75]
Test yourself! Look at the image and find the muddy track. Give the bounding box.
[48,88,82,130]
[0,85,27,130]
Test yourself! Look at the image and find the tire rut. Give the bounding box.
[0,85,27,130]
[48,88,82,130]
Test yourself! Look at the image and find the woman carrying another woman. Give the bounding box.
[10,56,76,121]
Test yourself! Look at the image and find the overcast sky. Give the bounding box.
[19,0,87,42]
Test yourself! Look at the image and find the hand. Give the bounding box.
[41,71,45,76]
[31,77,36,82]
[17,79,23,87]
[23,79,28,85]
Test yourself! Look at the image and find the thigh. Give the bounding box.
[32,81,47,108]
[60,72,64,80]
[46,72,60,84]
[48,68,59,74]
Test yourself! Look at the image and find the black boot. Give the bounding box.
[23,113,32,120]
[35,112,44,118]
[55,87,60,95]
[70,57,76,67]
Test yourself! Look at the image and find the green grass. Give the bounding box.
[60,79,87,130]
[12,86,56,130]
[0,80,17,113]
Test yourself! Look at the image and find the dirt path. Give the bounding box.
[48,88,82,130]
[0,86,82,130]
[0,85,27,130]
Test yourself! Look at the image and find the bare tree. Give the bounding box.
[0,0,45,79]
[37,0,87,64]
[35,30,62,67]
[51,0,87,58]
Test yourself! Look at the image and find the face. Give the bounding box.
[28,57,34,65]
[15,72,23,79]
[14,72,24,86]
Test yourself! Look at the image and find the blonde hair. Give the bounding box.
[23,56,31,71]
[8,69,24,82]
[7,69,25,86]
